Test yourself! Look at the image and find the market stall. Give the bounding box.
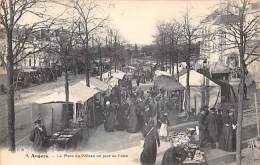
[179,70,221,114]
[169,128,207,165]
[33,82,100,150]
[101,70,126,82]
[154,75,185,112]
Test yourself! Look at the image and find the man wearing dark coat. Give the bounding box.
[206,107,219,148]
[219,110,234,152]
[137,99,146,130]
[149,98,157,119]
[198,110,208,147]
[161,146,187,165]
[29,119,47,152]
[140,121,160,165]
[216,109,223,141]
[104,101,116,132]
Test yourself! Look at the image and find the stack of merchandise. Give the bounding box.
[168,129,207,165]
[49,128,82,149]
[169,131,190,147]
[183,149,206,164]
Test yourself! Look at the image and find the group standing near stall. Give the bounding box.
[198,106,237,152]
[29,64,242,165]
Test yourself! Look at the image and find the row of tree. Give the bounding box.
[0,0,132,152]
[150,1,260,164]
[152,11,201,113]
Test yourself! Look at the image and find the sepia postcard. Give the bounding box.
[0,0,260,165]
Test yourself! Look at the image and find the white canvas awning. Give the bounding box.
[35,82,100,104]
[112,70,126,80]
[179,70,219,87]
[106,77,119,87]
[101,70,126,80]
[155,70,171,77]
[79,78,109,92]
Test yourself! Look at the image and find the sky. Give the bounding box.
[22,0,219,45]
[105,0,219,45]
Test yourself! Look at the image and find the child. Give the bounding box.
[159,113,170,141]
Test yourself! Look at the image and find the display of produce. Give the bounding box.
[168,128,207,165]
[169,131,190,147]
[48,128,82,149]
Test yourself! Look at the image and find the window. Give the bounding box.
[29,59,31,66]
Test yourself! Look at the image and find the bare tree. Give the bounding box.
[106,27,120,73]
[181,11,201,112]
[0,0,55,151]
[216,0,260,164]
[48,22,78,102]
[166,21,183,80]
[154,22,168,71]
[70,0,108,87]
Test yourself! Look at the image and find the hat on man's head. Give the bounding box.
[210,107,216,111]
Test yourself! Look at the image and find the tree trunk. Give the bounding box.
[186,40,191,112]
[6,30,15,152]
[85,41,90,87]
[176,52,179,82]
[172,63,175,77]
[73,52,77,76]
[236,54,245,165]
[99,44,102,81]
[64,56,70,128]
[186,64,191,112]
[65,63,69,102]
[114,54,117,72]
[236,69,244,165]
[169,52,172,75]
[236,9,245,164]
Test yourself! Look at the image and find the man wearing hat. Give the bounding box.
[206,107,219,148]
[198,109,208,147]
[29,119,47,152]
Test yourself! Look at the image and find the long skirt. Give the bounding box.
[127,115,139,133]
[105,113,115,132]
[219,125,233,152]
[159,123,168,137]
[140,140,157,164]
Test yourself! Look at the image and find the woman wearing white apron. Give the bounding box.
[159,113,169,141]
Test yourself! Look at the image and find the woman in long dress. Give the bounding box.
[126,100,139,133]
[219,110,234,152]
[115,100,128,131]
[140,121,160,165]
[104,102,116,132]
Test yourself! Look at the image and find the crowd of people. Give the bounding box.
[198,106,237,152]
[28,64,246,165]
[101,74,184,165]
